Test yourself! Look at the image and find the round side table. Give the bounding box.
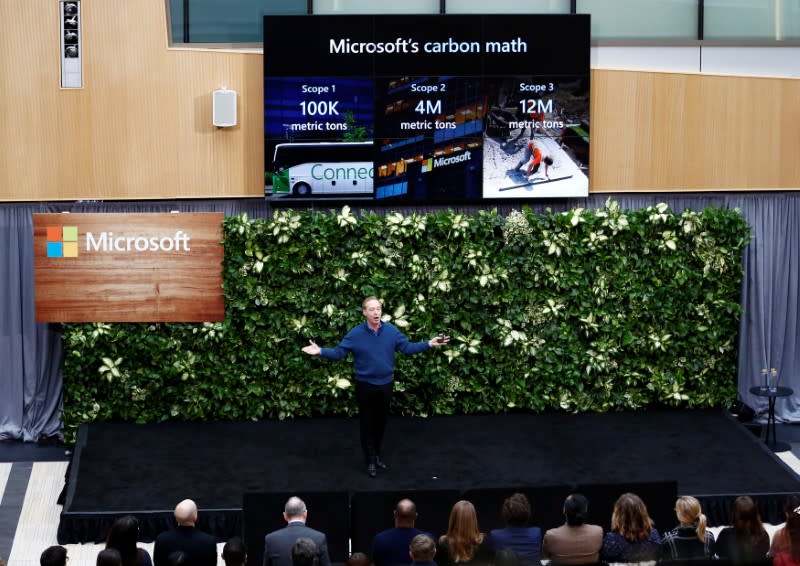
[749,386,794,452]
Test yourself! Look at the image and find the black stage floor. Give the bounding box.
[58,410,800,557]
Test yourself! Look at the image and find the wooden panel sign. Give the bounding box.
[34,213,225,322]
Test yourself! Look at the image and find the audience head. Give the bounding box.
[222,537,247,566]
[731,495,764,537]
[494,548,522,566]
[105,514,141,564]
[96,549,122,566]
[675,495,707,542]
[443,500,484,562]
[611,492,654,542]
[409,534,436,563]
[784,494,800,520]
[784,495,800,561]
[284,496,309,523]
[502,493,531,527]
[394,498,418,527]
[345,552,371,566]
[564,493,589,527]
[167,551,189,566]
[291,537,318,566]
[40,546,68,566]
[174,499,198,527]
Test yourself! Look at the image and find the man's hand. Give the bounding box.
[428,335,450,347]
[301,340,321,356]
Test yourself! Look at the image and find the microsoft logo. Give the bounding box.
[421,151,472,174]
[46,226,79,258]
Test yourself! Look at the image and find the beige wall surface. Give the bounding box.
[0,1,798,201]
[591,70,800,192]
[0,0,263,201]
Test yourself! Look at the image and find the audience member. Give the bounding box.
[662,495,715,560]
[771,496,800,566]
[223,537,248,566]
[489,493,541,566]
[345,552,372,566]
[106,514,153,566]
[41,546,68,566]
[715,496,770,562]
[291,538,318,566]
[263,496,331,566]
[542,494,603,565]
[97,549,123,566]
[437,500,493,566]
[600,492,662,563]
[153,499,217,566]
[771,495,800,557]
[409,534,437,566]
[372,498,433,566]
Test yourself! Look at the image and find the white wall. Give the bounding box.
[593,45,800,77]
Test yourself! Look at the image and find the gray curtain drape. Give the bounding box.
[1,193,798,439]
[0,204,63,441]
[737,195,800,420]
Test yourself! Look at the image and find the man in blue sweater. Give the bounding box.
[302,296,448,477]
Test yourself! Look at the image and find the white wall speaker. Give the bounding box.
[212,89,237,127]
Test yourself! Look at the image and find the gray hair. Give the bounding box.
[285,496,307,519]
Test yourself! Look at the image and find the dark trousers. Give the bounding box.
[354,380,393,464]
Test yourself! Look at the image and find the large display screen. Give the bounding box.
[264,14,589,203]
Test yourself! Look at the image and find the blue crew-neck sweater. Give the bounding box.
[320,321,431,385]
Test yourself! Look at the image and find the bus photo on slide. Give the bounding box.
[270,141,374,198]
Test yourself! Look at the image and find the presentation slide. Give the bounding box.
[264,14,589,204]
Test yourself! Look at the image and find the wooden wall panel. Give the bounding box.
[33,213,224,322]
[590,70,800,192]
[0,0,263,201]
[1,1,798,201]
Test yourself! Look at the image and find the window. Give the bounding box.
[167,0,800,44]
[576,0,698,40]
[313,0,439,14]
[445,0,570,14]
[168,0,306,44]
[704,0,800,40]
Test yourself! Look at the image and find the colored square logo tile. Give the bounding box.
[62,226,78,242]
[47,242,63,258]
[62,242,79,257]
[46,226,61,241]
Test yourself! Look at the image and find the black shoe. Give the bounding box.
[366,463,377,478]
[375,457,388,470]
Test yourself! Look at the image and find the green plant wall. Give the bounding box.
[61,201,750,442]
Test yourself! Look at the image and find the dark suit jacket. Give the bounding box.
[153,525,217,566]
[372,526,434,566]
[263,521,331,566]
